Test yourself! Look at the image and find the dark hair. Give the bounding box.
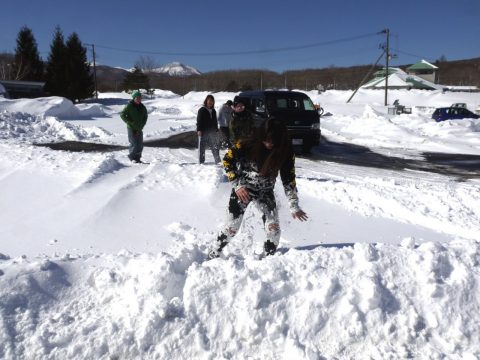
[203,94,215,106]
[226,100,233,106]
[247,117,290,177]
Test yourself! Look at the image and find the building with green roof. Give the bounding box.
[406,60,438,83]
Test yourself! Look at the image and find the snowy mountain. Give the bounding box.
[151,61,201,76]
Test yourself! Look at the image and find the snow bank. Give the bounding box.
[0,232,478,359]
[0,96,112,119]
[0,97,81,118]
[0,111,111,143]
[152,89,181,99]
[75,103,108,117]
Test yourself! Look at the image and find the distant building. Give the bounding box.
[0,80,46,99]
[406,60,438,84]
[362,67,441,90]
[362,60,478,92]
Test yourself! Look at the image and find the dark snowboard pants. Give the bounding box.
[127,128,143,161]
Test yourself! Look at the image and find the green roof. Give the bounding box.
[372,67,400,78]
[407,60,438,71]
[404,77,436,90]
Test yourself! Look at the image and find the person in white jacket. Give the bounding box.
[217,100,233,148]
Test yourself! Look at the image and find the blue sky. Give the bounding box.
[1,0,479,73]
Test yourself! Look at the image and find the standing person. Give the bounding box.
[120,90,148,163]
[229,99,255,146]
[197,94,221,164]
[208,118,308,260]
[217,100,233,148]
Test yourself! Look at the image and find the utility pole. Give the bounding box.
[85,43,98,99]
[382,28,390,106]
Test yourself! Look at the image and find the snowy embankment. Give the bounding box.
[1,89,480,359]
[1,237,479,359]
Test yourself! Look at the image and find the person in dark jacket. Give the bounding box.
[120,90,148,163]
[208,118,308,259]
[197,94,221,164]
[229,99,255,146]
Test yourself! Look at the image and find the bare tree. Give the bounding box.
[0,53,15,80]
[135,55,160,73]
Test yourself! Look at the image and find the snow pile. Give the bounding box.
[152,89,182,99]
[299,170,480,241]
[0,97,81,118]
[0,234,478,359]
[315,100,480,155]
[75,103,108,117]
[0,96,113,119]
[0,111,111,143]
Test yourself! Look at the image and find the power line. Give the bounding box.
[91,32,380,57]
[391,48,435,62]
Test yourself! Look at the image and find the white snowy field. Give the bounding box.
[0,89,479,359]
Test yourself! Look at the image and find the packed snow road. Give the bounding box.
[37,132,480,180]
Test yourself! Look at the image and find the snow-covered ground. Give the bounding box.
[0,89,479,359]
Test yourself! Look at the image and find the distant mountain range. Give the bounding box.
[149,62,201,76]
[101,62,201,77]
[94,62,201,91]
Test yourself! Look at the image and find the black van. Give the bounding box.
[234,90,321,152]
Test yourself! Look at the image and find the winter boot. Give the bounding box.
[207,233,229,260]
[264,240,277,256]
[207,249,221,260]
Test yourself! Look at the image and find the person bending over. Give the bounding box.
[208,118,308,259]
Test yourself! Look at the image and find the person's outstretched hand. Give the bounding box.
[235,187,250,204]
[292,210,308,221]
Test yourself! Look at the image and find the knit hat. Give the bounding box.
[131,90,141,99]
[226,100,233,106]
[233,97,247,107]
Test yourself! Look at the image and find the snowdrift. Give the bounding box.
[0,111,111,143]
[1,234,479,359]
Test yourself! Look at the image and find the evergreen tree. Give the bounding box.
[12,26,44,81]
[121,66,151,92]
[65,32,94,101]
[45,26,67,97]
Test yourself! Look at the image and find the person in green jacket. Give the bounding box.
[120,90,148,163]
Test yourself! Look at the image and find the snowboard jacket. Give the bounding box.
[222,142,300,212]
[229,110,255,145]
[196,106,218,132]
[120,100,148,132]
[218,104,233,128]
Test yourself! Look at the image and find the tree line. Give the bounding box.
[102,58,480,96]
[0,26,94,102]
